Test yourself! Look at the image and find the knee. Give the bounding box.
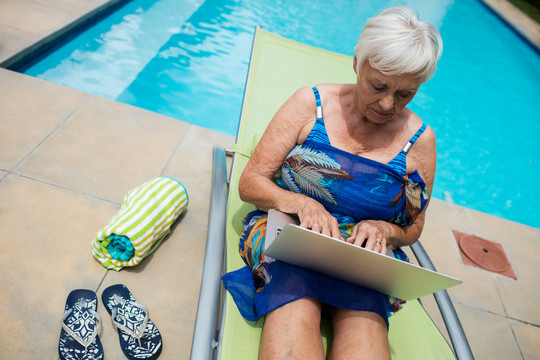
[264,297,322,335]
[330,309,390,360]
[259,298,325,359]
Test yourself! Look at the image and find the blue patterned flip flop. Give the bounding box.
[102,284,162,360]
[58,289,103,360]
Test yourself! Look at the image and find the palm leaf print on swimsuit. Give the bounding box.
[280,145,354,205]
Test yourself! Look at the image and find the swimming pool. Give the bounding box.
[22,0,540,229]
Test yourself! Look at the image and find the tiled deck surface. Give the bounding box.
[1,1,539,359]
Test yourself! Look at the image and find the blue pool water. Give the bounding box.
[23,0,540,228]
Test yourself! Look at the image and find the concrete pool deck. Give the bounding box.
[1,1,539,359]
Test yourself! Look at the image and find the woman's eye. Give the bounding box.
[398,92,411,98]
[371,84,384,91]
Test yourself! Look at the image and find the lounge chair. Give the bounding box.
[190,27,474,360]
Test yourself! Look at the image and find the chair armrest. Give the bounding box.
[190,147,229,360]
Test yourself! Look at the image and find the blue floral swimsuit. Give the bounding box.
[223,87,430,326]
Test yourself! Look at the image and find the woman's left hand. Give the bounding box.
[346,220,392,254]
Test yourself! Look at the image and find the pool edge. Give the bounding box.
[479,0,540,52]
[0,0,131,71]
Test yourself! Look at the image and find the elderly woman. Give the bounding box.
[223,6,442,359]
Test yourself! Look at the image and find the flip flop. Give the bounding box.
[102,284,162,360]
[58,289,103,360]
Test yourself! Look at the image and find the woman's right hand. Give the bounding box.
[295,196,343,240]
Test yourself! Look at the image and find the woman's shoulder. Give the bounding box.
[313,83,354,100]
[412,124,436,160]
[403,110,436,179]
[264,87,318,144]
[273,86,317,119]
[286,84,353,142]
[285,86,319,115]
[292,85,344,103]
[402,109,435,142]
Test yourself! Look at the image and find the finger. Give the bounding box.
[314,215,338,238]
[364,232,380,251]
[381,242,387,255]
[373,237,387,254]
[331,224,343,241]
[365,238,377,251]
[373,238,383,252]
[352,229,368,248]
[328,217,343,240]
[299,218,315,232]
[346,225,359,243]
[319,219,332,237]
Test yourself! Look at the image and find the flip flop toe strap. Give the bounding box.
[62,305,102,350]
[110,299,150,343]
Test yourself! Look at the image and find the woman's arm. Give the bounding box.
[239,87,343,239]
[346,125,437,253]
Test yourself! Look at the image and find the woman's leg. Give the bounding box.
[328,307,390,360]
[259,297,325,360]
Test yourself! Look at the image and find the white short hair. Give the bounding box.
[354,7,443,83]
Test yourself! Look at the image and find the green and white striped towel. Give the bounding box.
[91,177,188,270]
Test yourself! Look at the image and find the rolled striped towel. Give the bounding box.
[91,177,188,270]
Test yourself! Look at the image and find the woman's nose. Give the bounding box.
[379,95,394,111]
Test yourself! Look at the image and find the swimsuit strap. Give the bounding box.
[312,87,323,119]
[305,87,331,145]
[387,124,427,175]
[402,124,427,154]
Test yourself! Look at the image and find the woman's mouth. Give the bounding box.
[372,108,390,117]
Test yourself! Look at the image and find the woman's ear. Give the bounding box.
[353,56,358,74]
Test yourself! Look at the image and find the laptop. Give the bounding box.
[265,209,462,300]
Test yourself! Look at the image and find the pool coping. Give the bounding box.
[480,0,540,51]
[0,0,130,70]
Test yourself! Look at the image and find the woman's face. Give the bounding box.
[354,59,421,124]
